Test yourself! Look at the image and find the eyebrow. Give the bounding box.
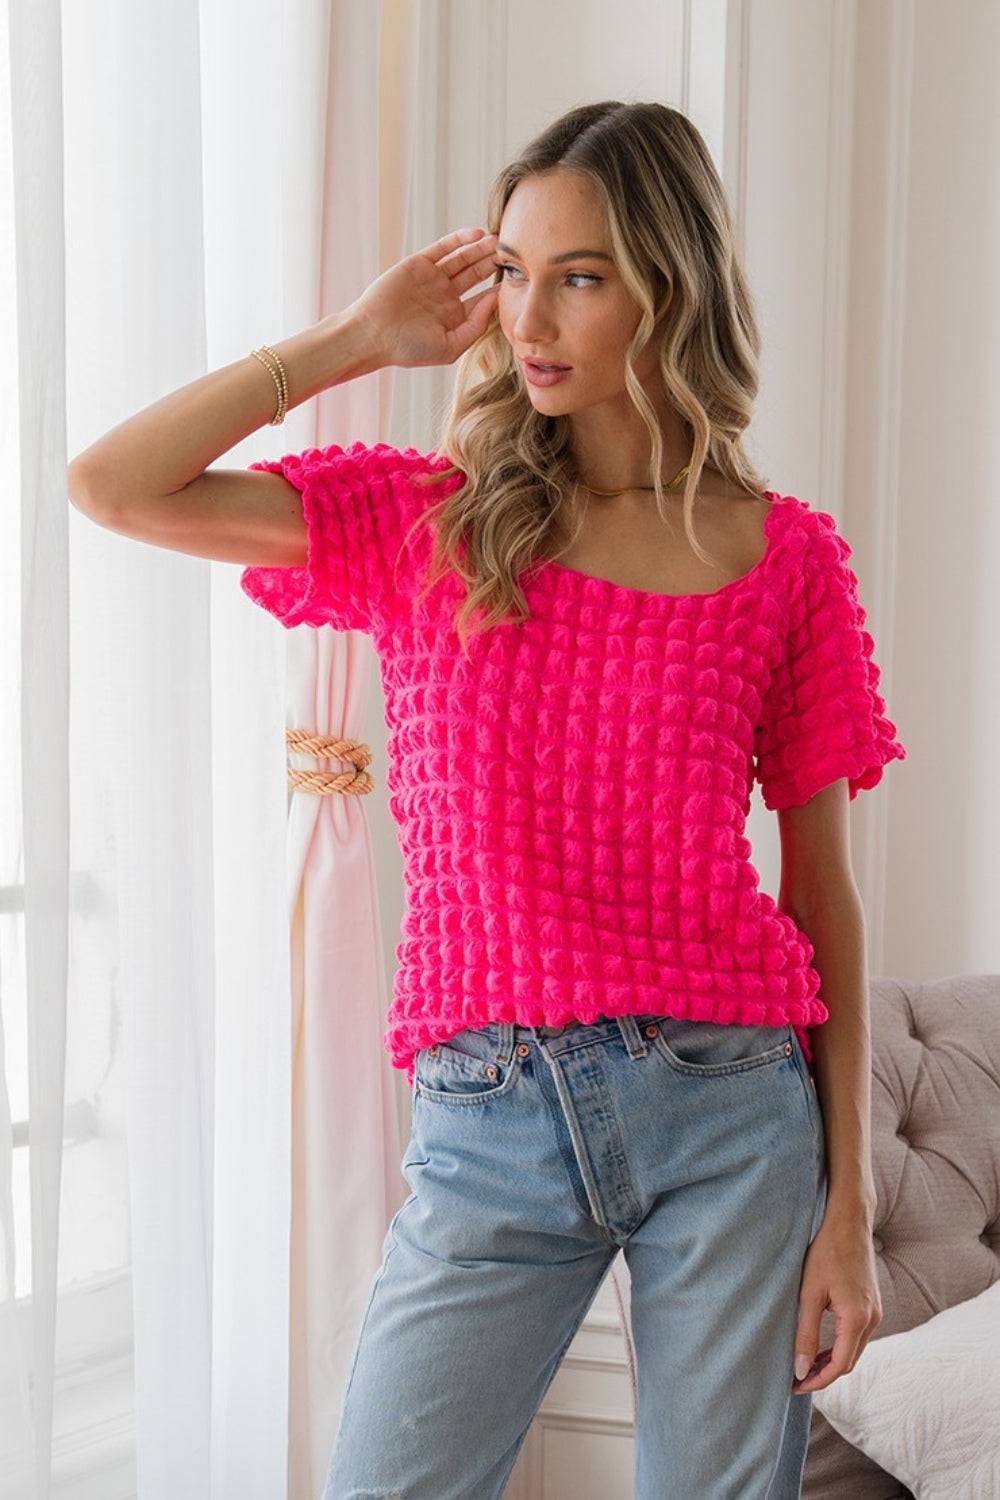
[495,241,615,266]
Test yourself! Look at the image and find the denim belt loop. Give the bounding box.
[495,1021,515,1064]
[617,1013,650,1060]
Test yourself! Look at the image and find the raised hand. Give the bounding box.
[347,227,500,370]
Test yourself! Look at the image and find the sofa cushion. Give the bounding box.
[811,1279,1000,1498]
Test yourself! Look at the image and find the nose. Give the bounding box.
[509,285,558,347]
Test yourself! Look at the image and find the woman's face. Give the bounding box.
[494,168,663,414]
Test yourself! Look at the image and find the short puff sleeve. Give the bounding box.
[239,440,436,633]
[754,509,907,810]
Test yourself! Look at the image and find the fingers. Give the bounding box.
[791,1344,834,1392]
[449,242,501,299]
[447,284,499,352]
[792,1308,880,1393]
[791,1294,825,1391]
[425,226,497,268]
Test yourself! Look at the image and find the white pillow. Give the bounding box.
[812,1279,1000,1500]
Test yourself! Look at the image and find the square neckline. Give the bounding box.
[528,491,786,604]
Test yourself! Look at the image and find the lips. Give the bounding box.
[523,357,572,371]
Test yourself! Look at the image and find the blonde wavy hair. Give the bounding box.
[402,99,771,656]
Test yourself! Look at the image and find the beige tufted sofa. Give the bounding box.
[802,972,1000,1498]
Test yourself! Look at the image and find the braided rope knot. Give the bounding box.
[285,727,374,795]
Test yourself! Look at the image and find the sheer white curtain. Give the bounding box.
[2,1,426,1496]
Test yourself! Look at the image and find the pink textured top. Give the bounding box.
[241,441,907,1086]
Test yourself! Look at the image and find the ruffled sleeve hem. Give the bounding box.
[754,502,907,810]
[240,449,351,629]
[759,733,908,811]
[239,441,450,634]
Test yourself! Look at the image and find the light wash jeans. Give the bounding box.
[322,1011,828,1500]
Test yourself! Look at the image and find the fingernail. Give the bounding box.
[794,1354,811,1381]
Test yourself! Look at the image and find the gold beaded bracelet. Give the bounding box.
[249,344,289,425]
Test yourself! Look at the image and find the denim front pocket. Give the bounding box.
[413,1029,524,1105]
[648,1016,795,1077]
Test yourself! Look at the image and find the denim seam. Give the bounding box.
[324,1203,412,1495]
[586,1046,645,1241]
[487,1248,617,1499]
[787,1031,823,1165]
[539,1046,624,1251]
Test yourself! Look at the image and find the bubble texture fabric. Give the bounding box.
[241,441,907,1086]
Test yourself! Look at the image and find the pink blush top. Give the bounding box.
[240,441,907,1087]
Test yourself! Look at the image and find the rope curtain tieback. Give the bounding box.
[285,727,375,795]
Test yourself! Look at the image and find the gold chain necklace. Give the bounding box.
[578,461,691,496]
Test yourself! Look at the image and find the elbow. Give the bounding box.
[67,457,116,523]
[777,880,865,934]
[67,456,98,510]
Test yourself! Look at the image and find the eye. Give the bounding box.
[495,263,602,289]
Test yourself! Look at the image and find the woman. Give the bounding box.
[70,101,905,1499]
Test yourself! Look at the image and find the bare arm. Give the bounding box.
[775,780,877,1222]
[66,310,386,567]
[66,226,499,568]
